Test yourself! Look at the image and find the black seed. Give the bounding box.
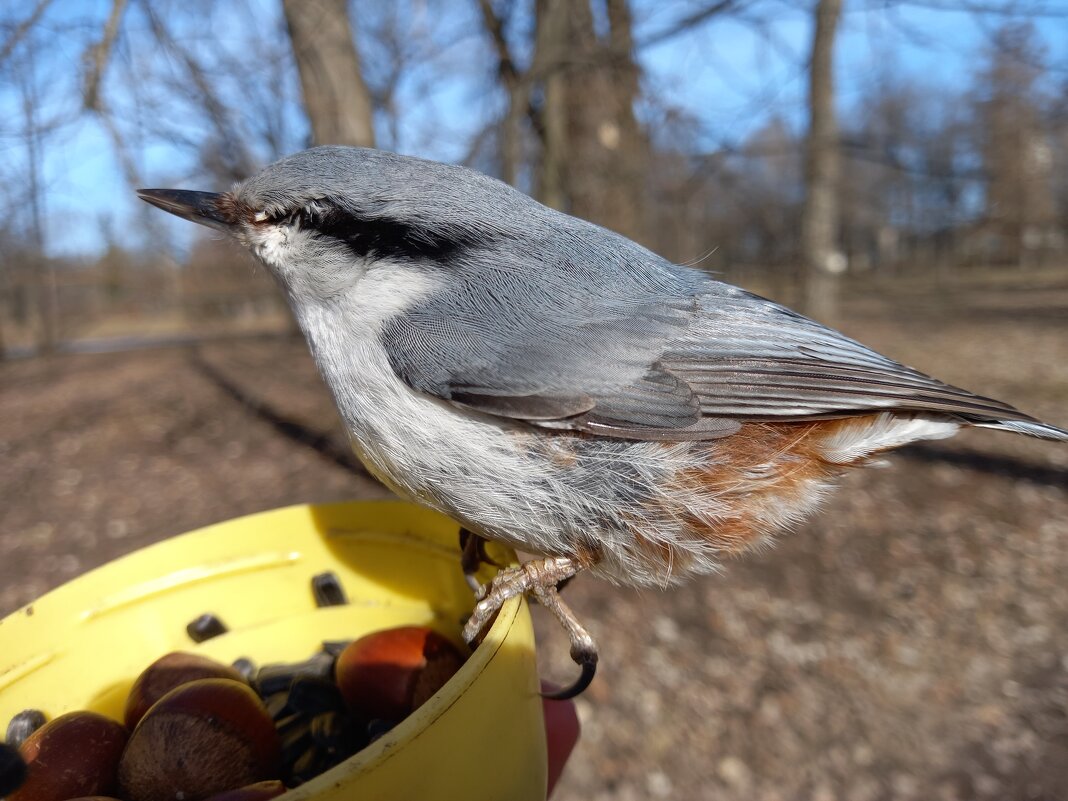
[231,657,256,682]
[276,712,307,736]
[186,613,228,642]
[288,676,344,717]
[279,717,313,766]
[0,744,26,797]
[255,652,335,696]
[311,572,348,607]
[6,710,46,748]
[289,745,325,783]
[264,692,291,720]
[321,640,352,658]
[309,711,355,754]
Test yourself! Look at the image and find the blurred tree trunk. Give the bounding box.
[602,0,649,244]
[283,0,375,148]
[565,0,648,243]
[478,0,526,187]
[800,0,842,324]
[534,0,569,211]
[977,24,1054,268]
[20,48,56,354]
[531,0,648,240]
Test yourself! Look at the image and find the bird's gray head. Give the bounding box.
[137,146,540,302]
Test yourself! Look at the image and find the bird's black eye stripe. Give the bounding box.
[299,203,483,262]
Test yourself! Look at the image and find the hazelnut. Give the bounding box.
[10,712,127,801]
[124,652,246,728]
[335,626,465,720]
[118,679,280,801]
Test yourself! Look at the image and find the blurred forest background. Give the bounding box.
[1,0,1067,353]
[3,2,1068,801]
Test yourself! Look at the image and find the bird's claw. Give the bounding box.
[461,556,599,699]
[531,582,598,700]
[459,528,505,594]
[541,651,598,700]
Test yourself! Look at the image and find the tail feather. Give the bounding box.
[976,419,1068,442]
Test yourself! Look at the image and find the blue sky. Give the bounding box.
[1,0,1065,259]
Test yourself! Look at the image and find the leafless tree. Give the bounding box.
[800,0,843,324]
[478,0,652,240]
[974,22,1056,267]
[283,0,375,148]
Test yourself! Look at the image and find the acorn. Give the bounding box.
[335,626,466,720]
[201,780,287,801]
[124,652,247,728]
[118,678,280,801]
[9,711,128,801]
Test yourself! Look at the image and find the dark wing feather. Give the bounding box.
[662,287,1035,425]
[450,390,595,420]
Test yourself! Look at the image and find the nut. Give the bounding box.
[124,652,246,728]
[118,679,280,801]
[335,626,465,720]
[10,712,128,801]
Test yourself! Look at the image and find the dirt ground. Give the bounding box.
[2,296,1067,800]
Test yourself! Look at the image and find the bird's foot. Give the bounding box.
[462,556,597,699]
[530,583,598,699]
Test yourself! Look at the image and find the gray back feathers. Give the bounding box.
[237,147,1067,443]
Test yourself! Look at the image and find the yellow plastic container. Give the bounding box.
[0,500,546,800]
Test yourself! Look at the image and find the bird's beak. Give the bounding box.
[136,189,235,233]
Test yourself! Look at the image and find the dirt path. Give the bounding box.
[0,341,387,612]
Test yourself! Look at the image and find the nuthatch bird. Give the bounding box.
[139,146,1067,699]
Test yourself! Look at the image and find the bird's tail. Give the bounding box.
[975,419,1068,442]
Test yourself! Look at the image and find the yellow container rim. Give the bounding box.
[0,500,547,801]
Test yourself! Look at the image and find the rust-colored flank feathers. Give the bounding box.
[649,416,889,572]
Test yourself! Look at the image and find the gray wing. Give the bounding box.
[380,252,1037,440]
[380,253,742,439]
[662,284,1031,424]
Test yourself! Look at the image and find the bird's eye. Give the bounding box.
[252,208,289,225]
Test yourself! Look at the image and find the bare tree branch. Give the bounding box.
[478,0,530,184]
[82,0,127,111]
[141,4,257,179]
[638,0,740,49]
[885,0,1068,18]
[0,0,54,66]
